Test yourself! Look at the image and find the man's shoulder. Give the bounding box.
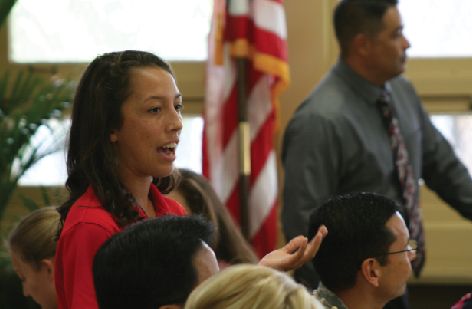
[295,72,359,119]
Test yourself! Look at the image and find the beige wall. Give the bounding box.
[275,0,338,251]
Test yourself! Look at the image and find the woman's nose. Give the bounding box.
[166,110,183,133]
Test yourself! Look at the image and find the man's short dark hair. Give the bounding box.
[308,192,399,292]
[93,215,216,309]
[334,0,398,55]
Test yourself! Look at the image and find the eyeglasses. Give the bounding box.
[376,239,418,256]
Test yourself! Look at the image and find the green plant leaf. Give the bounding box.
[0,69,75,235]
[40,186,51,206]
[0,0,17,29]
[17,193,41,213]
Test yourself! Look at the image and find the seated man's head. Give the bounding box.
[308,192,416,303]
[93,215,218,309]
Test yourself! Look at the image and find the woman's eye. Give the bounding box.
[149,107,160,113]
[175,104,184,112]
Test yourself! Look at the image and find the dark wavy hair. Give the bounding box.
[57,50,181,238]
[308,192,399,292]
[175,168,258,264]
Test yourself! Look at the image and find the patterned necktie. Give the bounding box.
[377,90,425,277]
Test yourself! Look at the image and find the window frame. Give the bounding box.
[324,0,472,111]
[0,19,205,189]
[0,19,206,101]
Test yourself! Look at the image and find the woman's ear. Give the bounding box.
[361,258,381,287]
[110,130,118,143]
[41,259,55,282]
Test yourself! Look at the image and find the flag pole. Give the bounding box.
[237,57,250,241]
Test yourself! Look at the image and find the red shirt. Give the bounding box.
[453,293,472,309]
[55,184,186,309]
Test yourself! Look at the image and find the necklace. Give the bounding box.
[136,202,149,219]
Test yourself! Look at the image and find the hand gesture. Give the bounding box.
[258,225,328,272]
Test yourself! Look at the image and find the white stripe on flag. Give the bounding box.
[253,0,287,38]
[228,0,250,16]
[248,74,272,141]
[205,44,238,203]
[249,150,278,237]
[215,131,239,204]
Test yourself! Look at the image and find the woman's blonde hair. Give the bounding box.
[8,206,60,270]
[184,264,323,309]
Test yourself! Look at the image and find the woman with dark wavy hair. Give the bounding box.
[55,50,186,309]
[167,168,258,267]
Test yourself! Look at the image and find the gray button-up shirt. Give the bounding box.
[282,59,472,288]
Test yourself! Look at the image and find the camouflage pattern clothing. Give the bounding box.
[313,282,349,309]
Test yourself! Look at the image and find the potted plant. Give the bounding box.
[0,1,75,307]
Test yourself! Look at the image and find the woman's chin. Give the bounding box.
[153,165,175,179]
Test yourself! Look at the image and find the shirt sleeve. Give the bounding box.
[420,102,472,220]
[56,223,113,309]
[451,292,472,309]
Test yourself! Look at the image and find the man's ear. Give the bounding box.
[361,258,381,287]
[159,305,184,309]
[41,259,55,283]
[352,33,372,58]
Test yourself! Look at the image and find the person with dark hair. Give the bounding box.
[167,168,258,267]
[282,1,472,308]
[93,215,217,309]
[93,215,328,309]
[308,193,417,309]
[55,50,187,309]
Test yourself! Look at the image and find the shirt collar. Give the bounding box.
[149,182,172,217]
[314,282,350,309]
[332,58,387,105]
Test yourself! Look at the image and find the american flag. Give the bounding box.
[203,0,290,258]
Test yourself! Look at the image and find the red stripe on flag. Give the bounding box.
[202,109,210,180]
[204,0,289,258]
[226,181,241,224]
[225,17,288,62]
[225,15,252,42]
[251,201,278,258]
[253,25,288,61]
[250,109,275,187]
[222,85,239,149]
[265,0,283,5]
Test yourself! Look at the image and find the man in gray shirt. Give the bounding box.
[282,1,472,309]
